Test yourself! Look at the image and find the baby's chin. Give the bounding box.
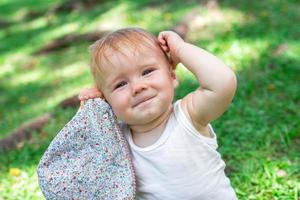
[118,99,172,125]
[125,114,159,125]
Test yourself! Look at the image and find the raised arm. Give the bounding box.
[158,31,237,128]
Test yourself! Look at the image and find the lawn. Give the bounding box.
[0,0,299,199]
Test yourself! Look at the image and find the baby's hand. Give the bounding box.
[158,31,185,67]
[78,87,103,107]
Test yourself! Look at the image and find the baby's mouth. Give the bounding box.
[132,96,154,108]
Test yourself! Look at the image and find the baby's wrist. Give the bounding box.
[176,41,186,62]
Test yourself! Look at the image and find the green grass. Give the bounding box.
[1,0,299,199]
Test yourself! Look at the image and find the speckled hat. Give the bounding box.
[37,98,136,199]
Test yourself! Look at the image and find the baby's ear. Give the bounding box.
[171,63,177,70]
[167,56,178,70]
[167,61,177,71]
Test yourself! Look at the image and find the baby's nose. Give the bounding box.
[132,83,148,96]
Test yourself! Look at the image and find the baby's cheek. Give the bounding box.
[109,93,130,118]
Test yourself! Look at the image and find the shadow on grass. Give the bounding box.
[0,0,201,56]
[0,1,115,55]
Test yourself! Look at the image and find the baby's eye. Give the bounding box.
[114,81,127,89]
[142,68,154,76]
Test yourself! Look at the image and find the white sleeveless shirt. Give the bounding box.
[123,100,237,200]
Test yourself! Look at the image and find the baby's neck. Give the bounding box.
[129,105,173,147]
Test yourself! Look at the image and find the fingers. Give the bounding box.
[158,31,169,41]
[78,94,103,101]
[79,95,104,108]
[158,37,169,52]
[93,90,103,98]
[158,36,166,45]
[160,45,170,52]
[158,32,168,45]
[158,31,171,53]
[78,95,88,101]
[78,94,91,101]
[78,87,103,101]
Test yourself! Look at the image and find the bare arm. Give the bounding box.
[178,42,237,125]
[158,31,237,128]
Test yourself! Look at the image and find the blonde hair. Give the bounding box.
[89,27,171,91]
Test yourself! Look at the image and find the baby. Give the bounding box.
[79,27,238,199]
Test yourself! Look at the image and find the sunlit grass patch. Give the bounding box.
[0,166,44,200]
[0,107,77,200]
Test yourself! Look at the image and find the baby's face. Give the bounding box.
[100,46,178,126]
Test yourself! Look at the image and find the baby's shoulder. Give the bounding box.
[172,99,214,139]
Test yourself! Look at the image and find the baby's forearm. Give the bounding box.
[178,42,236,93]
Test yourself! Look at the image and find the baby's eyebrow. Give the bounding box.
[140,63,156,68]
[139,58,158,67]
[107,74,123,87]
